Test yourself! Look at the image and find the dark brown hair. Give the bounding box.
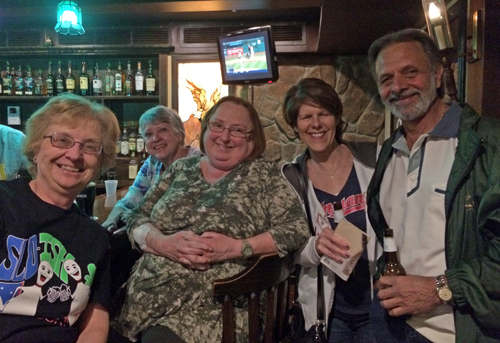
[283,78,344,143]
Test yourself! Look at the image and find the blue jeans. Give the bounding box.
[328,314,375,343]
[370,290,432,343]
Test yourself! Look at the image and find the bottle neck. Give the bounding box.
[383,236,397,252]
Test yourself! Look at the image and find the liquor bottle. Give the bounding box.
[124,60,133,96]
[46,61,55,96]
[140,150,148,167]
[382,228,406,276]
[66,60,76,94]
[92,63,103,96]
[115,136,121,156]
[23,65,34,96]
[55,61,65,95]
[14,65,24,96]
[128,122,137,155]
[79,62,89,96]
[135,61,144,95]
[145,60,156,96]
[114,61,124,95]
[136,133,145,154]
[2,62,13,96]
[104,63,113,96]
[129,152,139,179]
[120,124,129,156]
[34,69,44,95]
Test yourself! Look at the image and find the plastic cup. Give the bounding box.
[105,180,118,197]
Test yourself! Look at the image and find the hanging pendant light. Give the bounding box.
[54,1,85,35]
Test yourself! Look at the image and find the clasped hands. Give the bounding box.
[147,230,238,271]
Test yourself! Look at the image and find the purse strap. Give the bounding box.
[292,162,326,325]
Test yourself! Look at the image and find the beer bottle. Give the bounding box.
[382,228,406,276]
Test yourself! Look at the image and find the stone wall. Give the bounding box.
[250,56,386,164]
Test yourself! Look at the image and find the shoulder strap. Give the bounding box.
[290,162,326,323]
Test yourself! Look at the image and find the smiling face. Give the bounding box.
[143,122,184,166]
[375,41,442,121]
[203,102,255,172]
[32,121,102,202]
[296,102,338,157]
[63,259,82,282]
[37,261,54,286]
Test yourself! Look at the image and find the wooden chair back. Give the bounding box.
[212,252,294,343]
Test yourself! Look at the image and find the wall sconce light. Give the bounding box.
[468,10,482,62]
[421,0,453,51]
[54,1,85,35]
[421,0,458,102]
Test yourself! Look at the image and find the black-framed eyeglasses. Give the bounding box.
[43,133,103,155]
[208,122,253,138]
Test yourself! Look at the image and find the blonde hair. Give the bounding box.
[24,93,120,177]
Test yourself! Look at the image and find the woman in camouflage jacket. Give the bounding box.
[112,96,310,343]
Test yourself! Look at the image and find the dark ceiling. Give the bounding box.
[0,0,426,55]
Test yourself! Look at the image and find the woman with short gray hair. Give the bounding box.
[102,105,200,230]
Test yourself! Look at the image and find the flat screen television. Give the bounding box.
[217,25,279,85]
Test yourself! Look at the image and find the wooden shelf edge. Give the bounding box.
[0,46,174,57]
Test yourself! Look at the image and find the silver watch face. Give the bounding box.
[438,287,453,302]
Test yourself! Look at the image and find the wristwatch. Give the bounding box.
[435,274,453,304]
[241,239,254,259]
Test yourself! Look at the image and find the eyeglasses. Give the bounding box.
[43,133,103,155]
[208,122,253,138]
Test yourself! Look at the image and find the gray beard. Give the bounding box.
[384,84,438,122]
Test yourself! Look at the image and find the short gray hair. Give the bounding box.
[138,106,185,140]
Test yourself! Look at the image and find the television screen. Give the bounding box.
[217,26,279,85]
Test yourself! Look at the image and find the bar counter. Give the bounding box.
[93,187,129,225]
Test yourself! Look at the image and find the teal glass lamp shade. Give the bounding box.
[54,1,85,35]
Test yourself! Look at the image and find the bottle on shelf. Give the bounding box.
[120,124,130,157]
[128,122,137,155]
[23,65,34,96]
[79,61,89,96]
[92,62,103,96]
[135,61,144,95]
[145,60,156,96]
[34,69,44,95]
[382,228,406,276]
[129,152,139,180]
[2,62,13,96]
[115,135,121,156]
[115,61,124,95]
[66,60,76,94]
[140,150,148,167]
[104,63,113,96]
[55,61,65,95]
[46,61,55,96]
[14,65,24,96]
[136,132,145,154]
[124,60,133,96]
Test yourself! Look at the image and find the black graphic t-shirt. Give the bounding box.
[0,179,111,343]
[314,166,371,320]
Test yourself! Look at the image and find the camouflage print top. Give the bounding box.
[113,155,309,342]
